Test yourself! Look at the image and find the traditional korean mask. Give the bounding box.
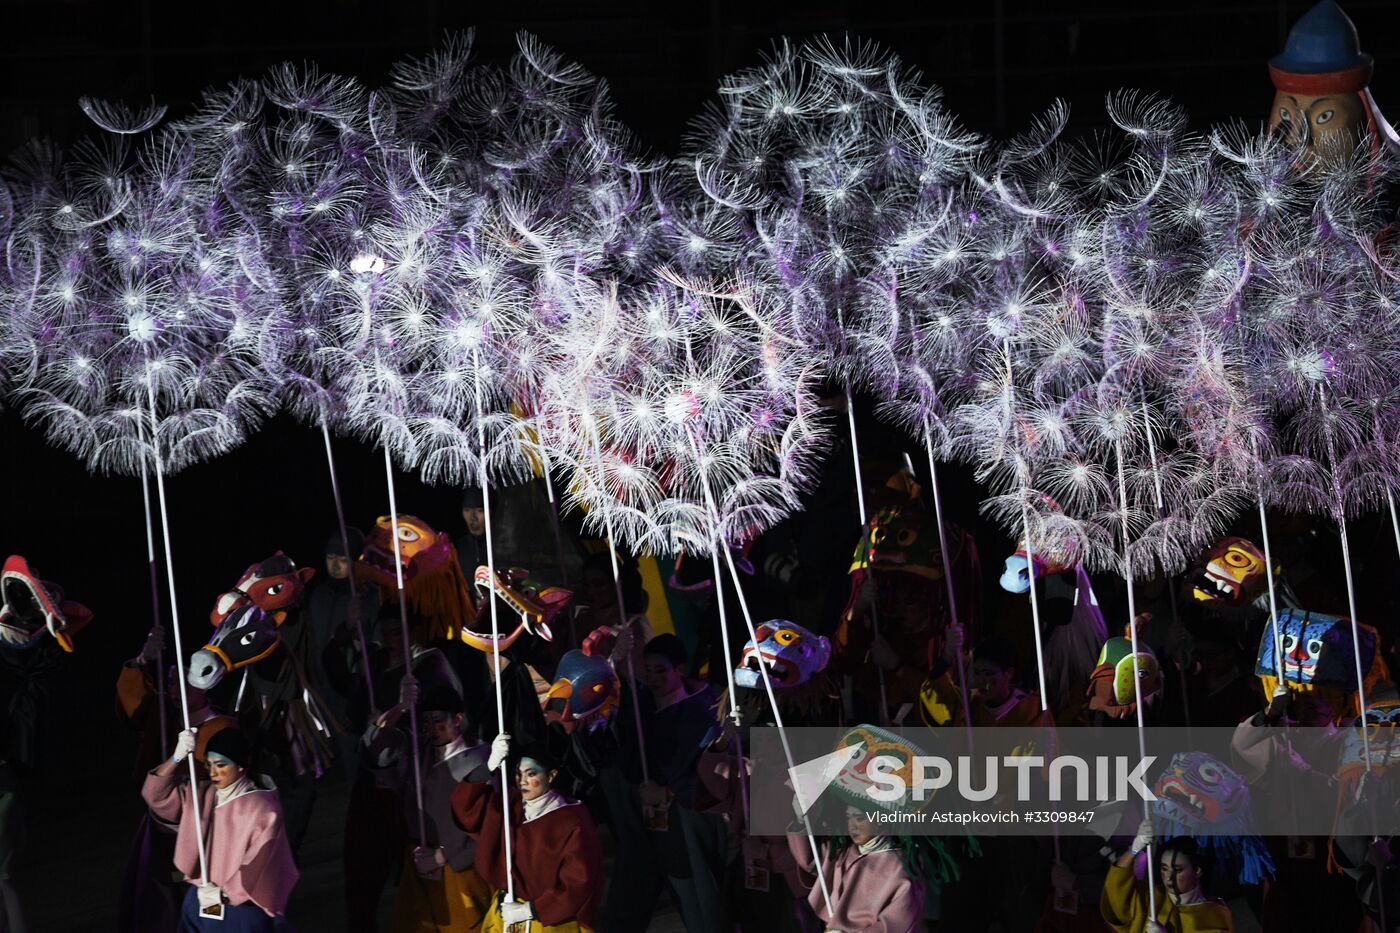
[1255,608,1378,688]
[1338,697,1400,777]
[1087,637,1163,718]
[210,552,315,625]
[544,649,619,735]
[827,724,930,816]
[0,555,92,652]
[463,566,570,653]
[735,619,831,690]
[849,507,943,581]
[1189,537,1267,607]
[1152,752,1251,835]
[356,515,452,587]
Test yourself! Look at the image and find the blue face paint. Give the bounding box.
[1255,609,1377,687]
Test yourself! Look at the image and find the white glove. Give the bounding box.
[1145,921,1167,933]
[1130,817,1154,855]
[399,675,419,708]
[500,899,534,925]
[171,728,197,764]
[488,733,511,772]
[870,636,900,671]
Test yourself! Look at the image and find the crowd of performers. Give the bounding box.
[1,456,1399,933]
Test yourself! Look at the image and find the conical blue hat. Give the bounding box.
[1271,1,1372,75]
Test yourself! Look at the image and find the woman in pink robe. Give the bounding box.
[142,725,299,931]
[786,806,925,933]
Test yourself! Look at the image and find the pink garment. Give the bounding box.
[786,835,923,933]
[142,769,299,917]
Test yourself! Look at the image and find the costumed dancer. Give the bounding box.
[1101,822,1233,933]
[997,503,1107,718]
[598,634,724,933]
[117,638,238,933]
[306,527,380,783]
[451,735,604,933]
[833,468,981,725]
[142,726,298,931]
[365,681,493,933]
[0,555,93,933]
[692,619,838,931]
[919,630,1054,731]
[337,609,464,933]
[786,725,974,933]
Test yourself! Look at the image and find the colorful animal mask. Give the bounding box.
[357,514,454,587]
[827,724,930,815]
[1256,608,1382,691]
[463,566,571,653]
[999,498,1079,593]
[1150,751,1274,885]
[210,552,315,625]
[1087,637,1163,718]
[1153,752,1251,832]
[356,514,475,642]
[544,648,619,735]
[1337,696,1400,782]
[188,603,280,690]
[849,507,944,581]
[0,555,92,652]
[1188,536,1268,607]
[735,619,831,690]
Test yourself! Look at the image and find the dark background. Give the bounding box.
[3,2,1400,929]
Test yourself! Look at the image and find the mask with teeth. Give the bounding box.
[827,724,931,816]
[0,555,92,652]
[735,620,831,690]
[1255,609,1387,718]
[1188,537,1267,608]
[354,515,476,643]
[1087,637,1162,718]
[848,508,946,581]
[1148,751,1274,886]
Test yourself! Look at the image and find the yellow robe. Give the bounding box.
[1099,863,1233,933]
[391,854,493,933]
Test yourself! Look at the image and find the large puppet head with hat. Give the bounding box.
[464,565,572,654]
[0,555,92,652]
[1267,1,1398,161]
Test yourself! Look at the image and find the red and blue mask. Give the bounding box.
[735,619,831,690]
[544,648,619,735]
[1255,608,1377,687]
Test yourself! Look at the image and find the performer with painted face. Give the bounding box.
[365,682,493,932]
[142,726,298,931]
[450,735,604,932]
[1102,823,1233,933]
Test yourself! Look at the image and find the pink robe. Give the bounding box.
[142,769,299,917]
[786,835,923,933]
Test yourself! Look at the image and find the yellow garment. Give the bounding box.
[482,896,592,933]
[391,854,493,933]
[1099,863,1233,933]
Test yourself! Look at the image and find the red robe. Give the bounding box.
[450,781,603,928]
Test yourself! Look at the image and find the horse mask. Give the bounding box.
[191,552,314,689]
[210,552,315,625]
[0,555,92,652]
[735,619,831,690]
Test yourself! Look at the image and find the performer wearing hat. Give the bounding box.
[364,680,493,933]
[451,734,604,933]
[1267,0,1398,161]
[142,726,299,931]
